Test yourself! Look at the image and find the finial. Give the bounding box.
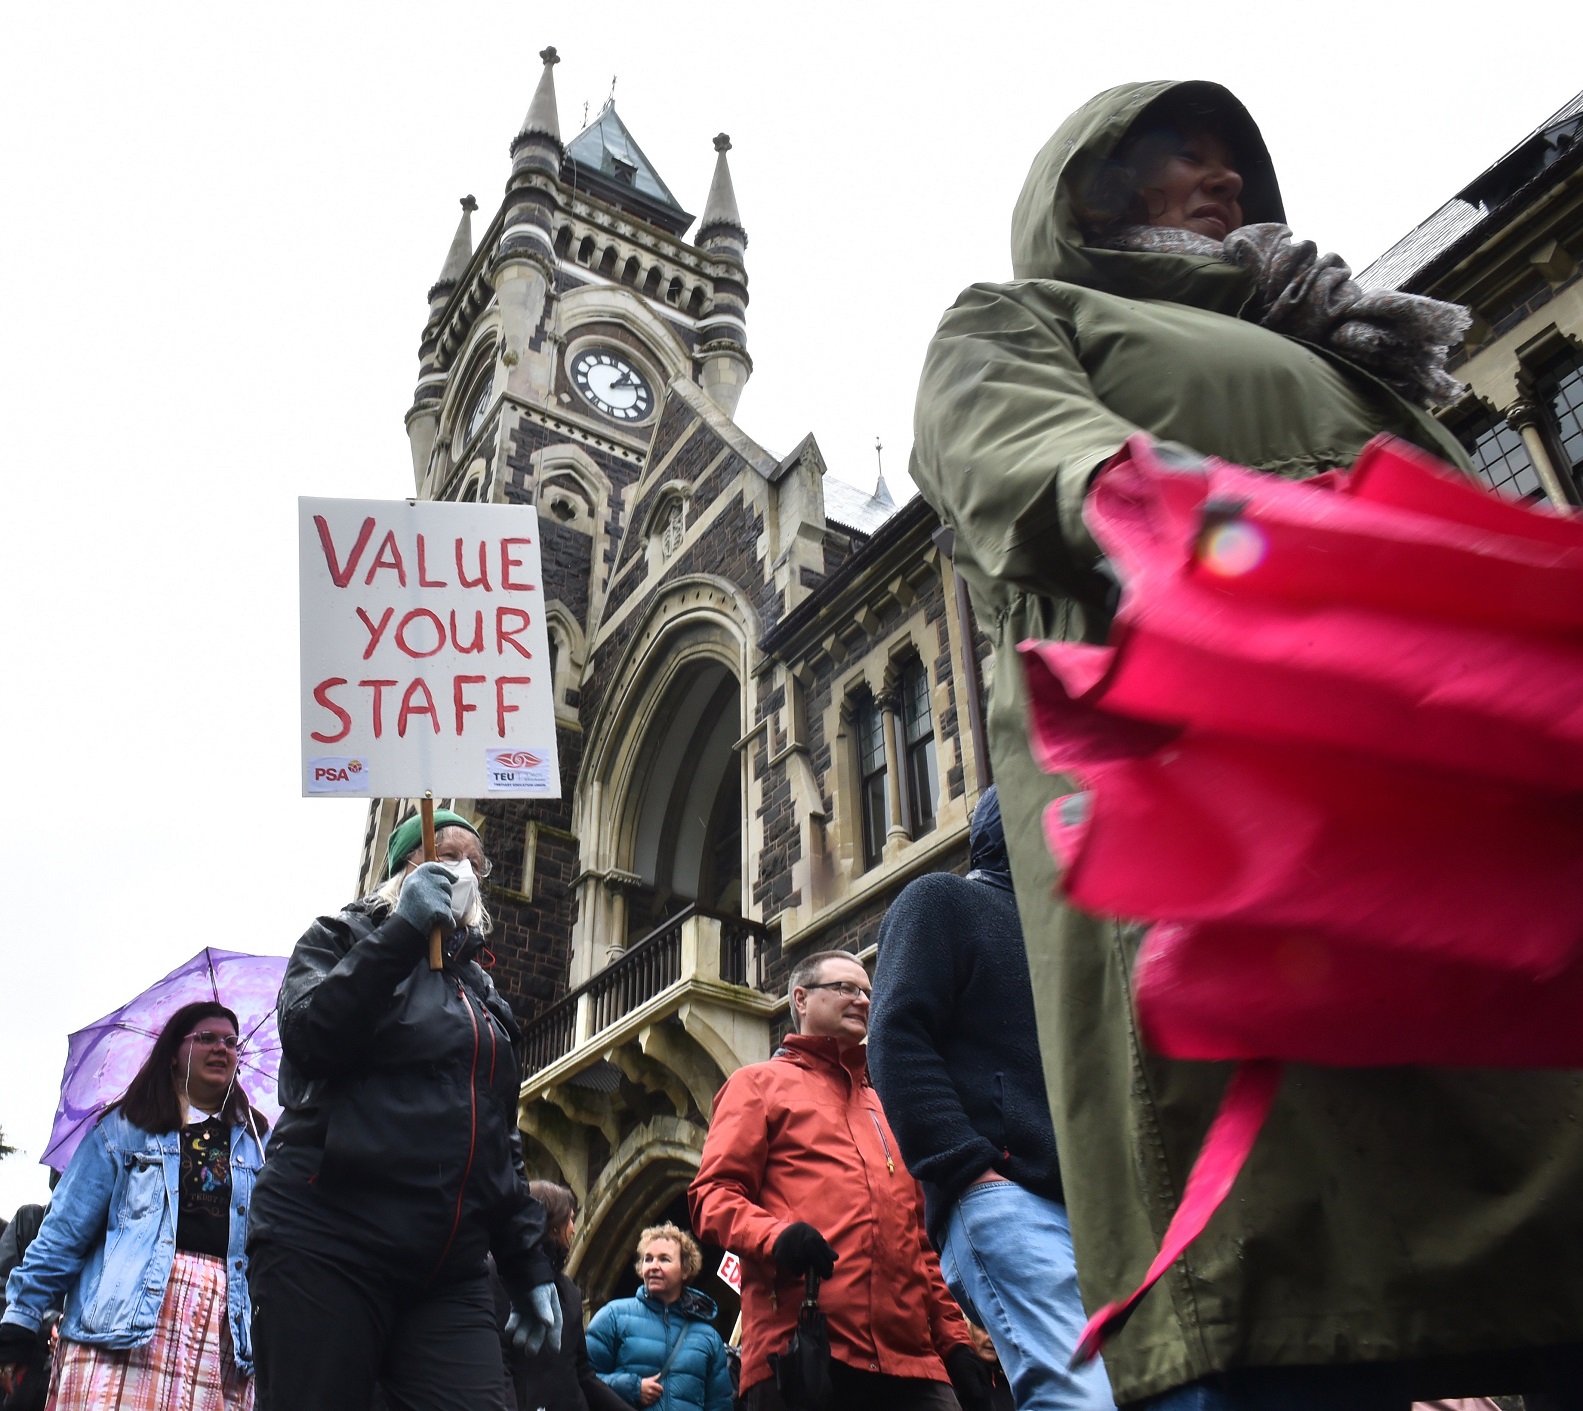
[713,133,732,153]
[608,75,617,105]
[699,130,745,241]
[539,46,559,66]
[461,194,478,214]
[874,437,892,502]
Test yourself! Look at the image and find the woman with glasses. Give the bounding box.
[0,1001,268,1409]
[247,808,559,1411]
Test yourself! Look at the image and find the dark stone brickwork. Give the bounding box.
[644,395,696,474]
[477,724,585,1020]
[751,679,801,919]
[539,518,592,627]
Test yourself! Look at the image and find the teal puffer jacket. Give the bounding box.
[586,1286,732,1411]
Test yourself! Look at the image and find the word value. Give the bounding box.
[313,516,539,592]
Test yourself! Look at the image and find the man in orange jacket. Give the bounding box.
[689,950,988,1411]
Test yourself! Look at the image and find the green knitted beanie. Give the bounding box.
[385,809,481,877]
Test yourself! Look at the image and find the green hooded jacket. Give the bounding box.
[911,80,1583,1402]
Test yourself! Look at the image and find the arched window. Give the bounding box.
[1455,407,1543,502]
[599,247,618,277]
[687,287,706,318]
[1534,344,1583,500]
[643,267,662,299]
[899,657,938,837]
[621,255,642,287]
[666,276,684,306]
[854,692,887,872]
[577,234,596,265]
[554,226,573,259]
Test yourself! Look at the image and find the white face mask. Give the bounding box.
[439,858,478,925]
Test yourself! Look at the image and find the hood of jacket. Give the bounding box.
[965,785,1014,892]
[1011,79,1284,312]
[635,1284,720,1323]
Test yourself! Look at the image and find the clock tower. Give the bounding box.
[364,44,779,1017]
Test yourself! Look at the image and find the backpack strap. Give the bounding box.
[1070,1060,1282,1367]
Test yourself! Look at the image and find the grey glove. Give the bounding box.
[504,1281,562,1357]
[394,862,454,934]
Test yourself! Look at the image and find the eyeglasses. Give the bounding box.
[802,981,872,1001]
[183,1031,240,1051]
[420,851,494,878]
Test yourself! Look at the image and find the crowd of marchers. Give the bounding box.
[0,796,1044,1411]
[7,72,1583,1411]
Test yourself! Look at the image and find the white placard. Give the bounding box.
[717,1250,743,1293]
[299,497,561,799]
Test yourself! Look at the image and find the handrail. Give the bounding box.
[520,904,767,1076]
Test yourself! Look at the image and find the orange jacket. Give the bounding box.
[688,1034,971,1393]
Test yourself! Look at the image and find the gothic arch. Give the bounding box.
[573,579,760,961]
[557,286,693,383]
[567,1116,705,1312]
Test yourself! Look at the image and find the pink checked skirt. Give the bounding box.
[47,1251,253,1411]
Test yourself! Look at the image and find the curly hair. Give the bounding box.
[634,1222,702,1281]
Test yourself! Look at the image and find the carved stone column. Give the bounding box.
[877,690,909,848]
[1505,399,1571,505]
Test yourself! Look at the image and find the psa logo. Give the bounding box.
[307,756,367,793]
[486,746,554,793]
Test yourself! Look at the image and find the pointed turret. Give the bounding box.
[698,133,745,243]
[407,195,480,493]
[697,134,751,418]
[427,194,478,304]
[512,46,564,175]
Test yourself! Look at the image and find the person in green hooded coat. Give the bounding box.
[910,79,1583,1409]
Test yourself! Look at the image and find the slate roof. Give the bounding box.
[824,473,901,535]
[565,102,692,231]
[1359,89,1583,292]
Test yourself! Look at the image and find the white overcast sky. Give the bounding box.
[2,1,1578,1214]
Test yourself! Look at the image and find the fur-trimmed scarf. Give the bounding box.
[1097,222,1471,408]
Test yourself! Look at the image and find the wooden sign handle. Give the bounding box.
[421,797,443,971]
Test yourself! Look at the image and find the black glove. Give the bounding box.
[771,1221,836,1279]
[945,1345,996,1411]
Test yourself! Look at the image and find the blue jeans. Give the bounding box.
[938,1180,1116,1411]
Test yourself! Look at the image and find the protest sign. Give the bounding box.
[299,497,561,800]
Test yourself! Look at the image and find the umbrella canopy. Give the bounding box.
[42,946,287,1172]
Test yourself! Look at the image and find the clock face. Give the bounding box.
[570,348,653,422]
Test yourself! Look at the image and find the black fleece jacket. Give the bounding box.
[868,788,1062,1247]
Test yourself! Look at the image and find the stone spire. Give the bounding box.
[518,46,563,148]
[698,132,745,242]
[427,194,478,303]
[697,133,750,418]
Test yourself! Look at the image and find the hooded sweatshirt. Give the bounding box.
[909,80,1583,1403]
[869,787,1061,1247]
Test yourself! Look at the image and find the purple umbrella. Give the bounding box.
[42,947,288,1172]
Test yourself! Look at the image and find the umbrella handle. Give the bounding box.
[421,798,443,971]
[803,1269,820,1306]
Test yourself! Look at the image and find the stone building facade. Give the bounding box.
[367,54,1583,1324]
[357,48,993,1321]
[1361,89,1583,506]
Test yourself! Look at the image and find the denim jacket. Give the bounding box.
[0,1108,265,1373]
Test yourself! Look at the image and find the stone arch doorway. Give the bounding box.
[623,659,743,942]
[570,1128,740,1338]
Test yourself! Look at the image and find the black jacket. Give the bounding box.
[494,1268,631,1411]
[250,900,551,1296]
[869,788,1062,1247]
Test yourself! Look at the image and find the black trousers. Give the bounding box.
[249,1240,511,1411]
[743,1359,961,1411]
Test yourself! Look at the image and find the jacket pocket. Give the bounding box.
[118,1152,166,1223]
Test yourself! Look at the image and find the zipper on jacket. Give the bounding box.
[868,1111,895,1175]
[430,978,482,1278]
